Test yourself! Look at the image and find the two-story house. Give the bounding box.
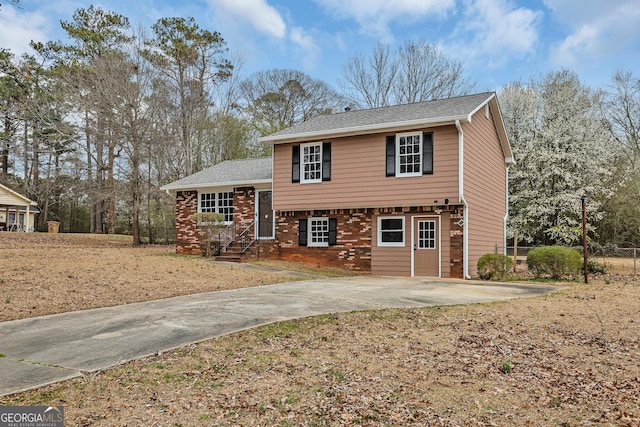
[161,92,514,278]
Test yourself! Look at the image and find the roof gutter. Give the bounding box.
[259,115,470,145]
[160,179,273,192]
[456,119,471,280]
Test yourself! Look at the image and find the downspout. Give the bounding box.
[503,166,510,255]
[455,119,471,279]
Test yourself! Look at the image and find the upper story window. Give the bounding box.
[199,191,234,222]
[386,132,433,178]
[292,142,331,183]
[397,133,423,177]
[302,143,322,183]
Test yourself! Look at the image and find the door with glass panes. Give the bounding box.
[413,217,440,277]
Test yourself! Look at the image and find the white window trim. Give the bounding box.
[308,217,329,247]
[198,191,234,224]
[300,142,323,184]
[396,132,422,178]
[377,216,405,247]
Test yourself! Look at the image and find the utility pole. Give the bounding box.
[582,196,588,284]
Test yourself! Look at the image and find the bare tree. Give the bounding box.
[37,6,132,233]
[395,40,474,104]
[338,42,397,108]
[240,68,347,136]
[339,39,475,108]
[603,71,640,171]
[597,70,640,245]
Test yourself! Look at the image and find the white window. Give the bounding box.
[301,142,322,183]
[396,132,422,177]
[378,216,405,247]
[199,191,234,222]
[308,217,329,247]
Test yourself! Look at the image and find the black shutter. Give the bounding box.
[292,145,300,183]
[422,132,433,175]
[328,218,337,245]
[385,135,395,177]
[322,142,331,181]
[298,218,307,246]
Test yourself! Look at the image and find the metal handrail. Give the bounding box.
[237,221,255,254]
[211,222,256,256]
[213,224,236,255]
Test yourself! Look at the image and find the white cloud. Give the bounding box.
[290,26,320,70]
[454,0,541,65]
[313,0,455,40]
[208,0,287,39]
[0,5,49,56]
[546,0,640,68]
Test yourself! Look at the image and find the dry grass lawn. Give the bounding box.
[1,233,640,426]
[0,233,298,322]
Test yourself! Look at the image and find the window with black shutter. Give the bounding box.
[300,217,337,247]
[386,132,434,177]
[293,142,331,184]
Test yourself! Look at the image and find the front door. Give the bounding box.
[256,190,274,239]
[413,217,440,277]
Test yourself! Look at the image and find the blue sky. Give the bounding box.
[1,0,639,93]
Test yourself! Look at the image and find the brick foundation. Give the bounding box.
[263,209,373,272]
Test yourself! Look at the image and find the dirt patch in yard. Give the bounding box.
[1,233,639,425]
[0,233,297,322]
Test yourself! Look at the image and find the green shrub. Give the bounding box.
[477,253,512,281]
[586,259,609,274]
[526,246,582,279]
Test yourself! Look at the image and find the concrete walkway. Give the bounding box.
[0,276,559,396]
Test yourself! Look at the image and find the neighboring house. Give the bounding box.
[161,92,514,278]
[0,183,39,232]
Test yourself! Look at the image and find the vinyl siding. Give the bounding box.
[272,126,460,211]
[463,107,507,277]
[371,213,412,276]
[0,190,30,206]
[370,212,452,277]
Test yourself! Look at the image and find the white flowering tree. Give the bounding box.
[500,70,617,245]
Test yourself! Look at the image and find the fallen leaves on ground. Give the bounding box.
[2,234,640,425]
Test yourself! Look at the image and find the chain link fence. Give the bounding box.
[496,245,640,275]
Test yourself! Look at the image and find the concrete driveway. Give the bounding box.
[0,276,559,396]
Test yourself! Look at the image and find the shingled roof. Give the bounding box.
[259,92,498,144]
[160,157,272,191]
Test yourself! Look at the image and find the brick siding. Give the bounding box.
[174,188,466,277]
[265,209,372,272]
[235,187,255,236]
[449,208,464,278]
[175,190,202,256]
